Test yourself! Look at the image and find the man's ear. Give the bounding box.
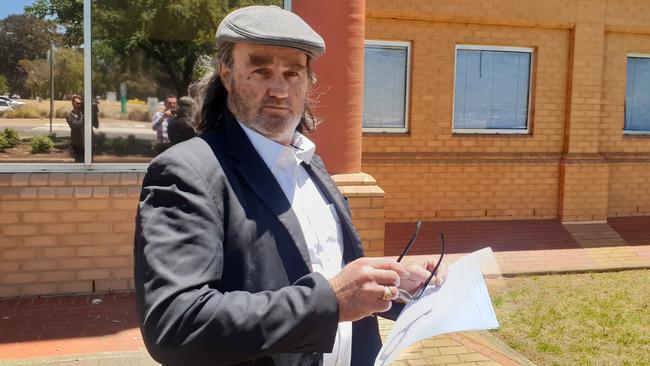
[219,64,232,93]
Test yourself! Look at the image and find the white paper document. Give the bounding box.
[374,247,500,366]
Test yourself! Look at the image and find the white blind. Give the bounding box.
[625,57,650,131]
[454,49,531,130]
[363,44,408,129]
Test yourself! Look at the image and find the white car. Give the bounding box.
[0,96,24,107]
[0,100,14,112]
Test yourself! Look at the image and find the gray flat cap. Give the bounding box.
[216,5,325,60]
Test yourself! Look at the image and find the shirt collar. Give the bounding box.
[237,120,316,171]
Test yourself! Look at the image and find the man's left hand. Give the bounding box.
[397,256,447,295]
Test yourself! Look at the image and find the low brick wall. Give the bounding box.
[0,172,142,297]
[0,171,386,298]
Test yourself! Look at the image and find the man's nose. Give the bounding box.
[267,74,289,99]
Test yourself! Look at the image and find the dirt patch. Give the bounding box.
[0,139,73,163]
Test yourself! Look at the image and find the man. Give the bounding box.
[135,5,444,366]
[151,94,177,144]
[66,95,84,162]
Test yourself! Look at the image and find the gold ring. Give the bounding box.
[382,286,392,301]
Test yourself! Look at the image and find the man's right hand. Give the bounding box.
[328,258,409,322]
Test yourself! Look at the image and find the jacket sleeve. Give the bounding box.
[66,112,83,128]
[134,152,339,365]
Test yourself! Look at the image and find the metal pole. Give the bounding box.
[49,41,55,133]
[83,0,92,165]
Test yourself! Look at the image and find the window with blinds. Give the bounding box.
[362,41,410,132]
[453,46,533,133]
[625,56,650,133]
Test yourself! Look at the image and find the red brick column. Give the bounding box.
[293,0,365,174]
[293,1,385,255]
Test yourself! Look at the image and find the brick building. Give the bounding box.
[1,0,649,298]
[361,0,650,224]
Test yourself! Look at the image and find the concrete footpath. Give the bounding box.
[0,217,648,365]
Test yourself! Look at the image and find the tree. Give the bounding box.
[0,75,8,95]
[24,0,83,47]
[26,0,281,97]
[53,47,83,99]
[0,14,61,96]
[18,59,50,98]
[17,47,83,99]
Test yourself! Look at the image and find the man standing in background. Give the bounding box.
[151,94,177,145]
[65,94,84,162]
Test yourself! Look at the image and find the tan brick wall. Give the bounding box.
[363,20,569,155]
[0,172,142,297]
[0,171,387,297]
[363,161,559,222]
[559,160,610,222]
[365,0,650,223]
[608,163,650,217]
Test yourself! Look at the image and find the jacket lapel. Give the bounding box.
[220,113,313,274]
[302,158,364,263]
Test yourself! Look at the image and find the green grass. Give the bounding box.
[487,269,650,366]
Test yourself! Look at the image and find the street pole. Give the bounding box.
[48,41,55,133]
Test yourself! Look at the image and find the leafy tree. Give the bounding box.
[18,48,83,99]
[26,0,281,97]
[0,75,8,95]
[24,0,83,47]
[53,47,83,98]
[0,14,61,96]
[18,59,50,98]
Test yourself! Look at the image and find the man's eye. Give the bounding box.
[285,71,300,78]
[254,69,271,77]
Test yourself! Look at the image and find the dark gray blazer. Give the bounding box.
[134,111,395,365]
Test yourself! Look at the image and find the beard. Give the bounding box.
[228,79,303,144]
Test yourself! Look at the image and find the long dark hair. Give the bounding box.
[191,41,319,134]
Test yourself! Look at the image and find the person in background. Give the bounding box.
[91,97,99,129]
[151,94,177,145]
[167,96,196,145]
[65,95,84,162]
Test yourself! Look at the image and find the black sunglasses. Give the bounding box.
[396,220,445,302]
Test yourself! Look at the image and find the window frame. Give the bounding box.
[362,39,411,134]
[452,44,534,135]
[624,53,650,135]
[0,0,143,173]
[0,0,294,173]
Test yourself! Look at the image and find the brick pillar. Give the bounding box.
[292,0,364,174]
[559,0,609,222]
[332,173,385,257]
[293,1,386,254]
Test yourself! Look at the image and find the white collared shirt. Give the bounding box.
[238,121,352,366]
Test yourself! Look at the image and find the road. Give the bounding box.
[0,118,157,141]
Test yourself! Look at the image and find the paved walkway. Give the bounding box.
[0,217,648,365]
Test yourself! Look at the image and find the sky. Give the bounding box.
[0,0,35,19]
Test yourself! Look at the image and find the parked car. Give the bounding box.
[0,100,14,112]
[0,96,24,107]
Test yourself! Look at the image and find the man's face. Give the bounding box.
[220,43,310,145]
[71,97,82,111]
[164,97,177,111]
